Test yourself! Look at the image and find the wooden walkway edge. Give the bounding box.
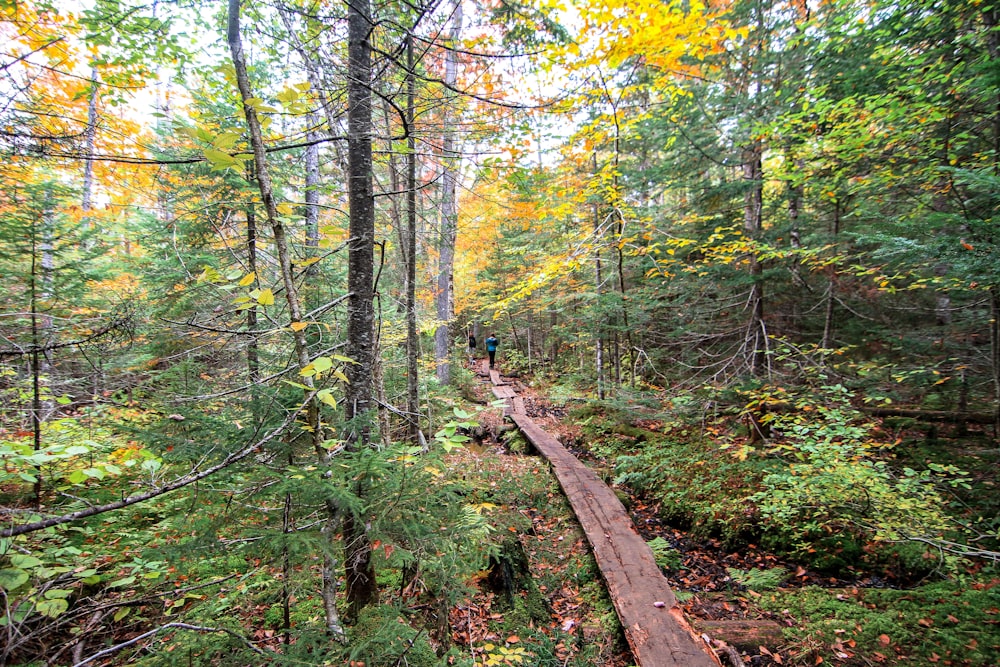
[485,365,720,666]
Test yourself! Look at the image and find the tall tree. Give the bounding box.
[434,0,463,383]
[343,0,378,617]
[226,0,345,635]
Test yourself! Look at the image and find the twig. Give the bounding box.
[72,622,264,666]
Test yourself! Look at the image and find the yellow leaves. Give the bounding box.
[238,272,256,286]
[574,0,730,73]
[203,148,251,171]
[242,97,278,113]
[256,288,274,306]
[234,287,274,309]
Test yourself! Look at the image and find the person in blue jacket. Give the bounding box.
[485,334,499,369]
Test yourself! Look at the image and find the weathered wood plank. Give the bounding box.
[509,413,719,667]
[491,385,517,399]
[693,620,784,649]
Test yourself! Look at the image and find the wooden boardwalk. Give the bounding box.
[485,363,720,667]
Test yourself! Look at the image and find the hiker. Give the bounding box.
[485,333,499,369]
[467,332,476,362]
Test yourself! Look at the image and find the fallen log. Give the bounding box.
[863,407,995,424]
[693,619,784,651]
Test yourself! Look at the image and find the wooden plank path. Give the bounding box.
[485,364,720,667]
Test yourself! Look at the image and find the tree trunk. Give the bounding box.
[821,199,842,355]
[29,226,43,506]
[227,0,345,637]
[82,67,98,247]
[246,207,259,381]
[593,160,605,400]
[434,0,463,384]
[991,288,1000,440]
[304,115,320,261]
[743,141,766,377]
[985,7,999,440]
[405,33,420,444]
[344,0,378,617]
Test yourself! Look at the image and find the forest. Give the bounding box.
[1,0,999,664]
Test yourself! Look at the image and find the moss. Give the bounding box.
[346,604,441,667]
[486,535,550,628]
[759,582,1000,665]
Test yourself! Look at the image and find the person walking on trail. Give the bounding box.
[485,334,499,369]
[467,331,476,363]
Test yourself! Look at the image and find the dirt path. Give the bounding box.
[485,362,721,667]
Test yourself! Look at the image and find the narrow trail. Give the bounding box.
[483,361,721,667]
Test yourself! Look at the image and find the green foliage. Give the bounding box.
[759,582,1000,665]
[0,415,158,487]
[345,605,440,667]
[726,566,787,592]
[746,384,970,564]
[647,536,682,572]
[610,433,767,545]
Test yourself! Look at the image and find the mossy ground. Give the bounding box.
[445,426,631,667]
[565,400,1000,665]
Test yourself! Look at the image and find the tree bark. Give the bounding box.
[434,0,463,384]
[304,115,320,259]
[991,288,1000,439]
[246,206,259,381]
[227,0,345,637]
[593,152,605,400]
[344,0,378,617]
[405,33,420,444]
[82,67,98,247]
[743,141,766,377]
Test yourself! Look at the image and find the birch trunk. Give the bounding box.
[434,0,463,384]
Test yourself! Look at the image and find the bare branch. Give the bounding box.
[72,622,263,667]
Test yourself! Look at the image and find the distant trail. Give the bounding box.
[483,361,720,667]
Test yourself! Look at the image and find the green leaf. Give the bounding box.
[311,356,333,374]
[213,130,242,150]
[203,148,237,169]
[113,607,131,622]
[0,568,29,590]
[36,598,69,618]
[10,555,42,569]
[18,472,38,483]
[44,588,72,599]
[109,575,136,588]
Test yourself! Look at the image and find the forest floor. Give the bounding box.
[454,366,1000,666]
